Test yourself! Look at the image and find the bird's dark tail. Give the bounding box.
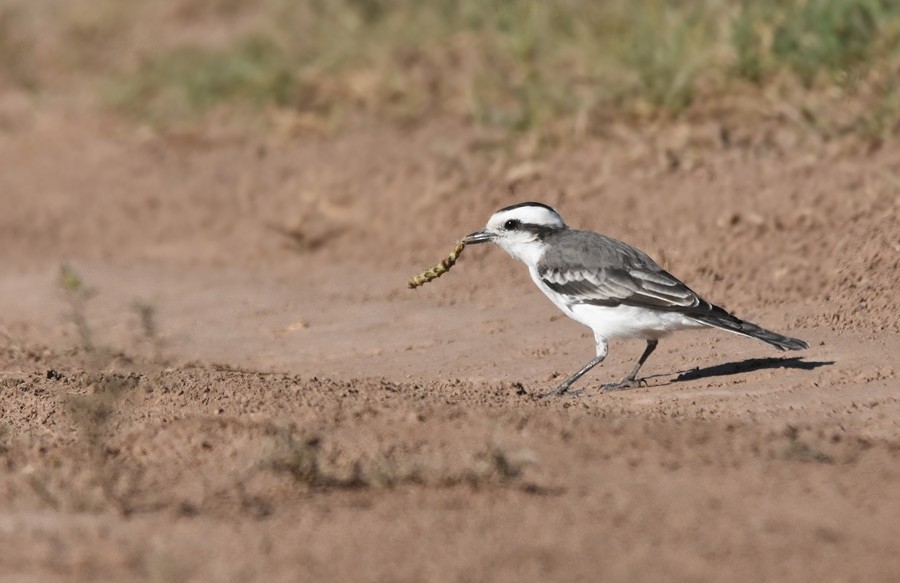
[690,311,809,351]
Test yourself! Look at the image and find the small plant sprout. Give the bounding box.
[59,264,96,353]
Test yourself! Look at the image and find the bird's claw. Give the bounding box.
[601,378,647,392]
[538,386,585,399]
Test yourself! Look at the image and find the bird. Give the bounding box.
[461,202,809,398]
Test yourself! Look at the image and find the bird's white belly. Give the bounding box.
[568,303,703,340]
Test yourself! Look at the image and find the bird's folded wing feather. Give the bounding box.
[539,265,708,311]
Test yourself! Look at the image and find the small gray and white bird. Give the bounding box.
[462,202,808,397]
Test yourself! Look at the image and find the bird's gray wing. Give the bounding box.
[536,230,711,312]
[539,264,706,310]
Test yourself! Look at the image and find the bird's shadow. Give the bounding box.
[645,356,834,384]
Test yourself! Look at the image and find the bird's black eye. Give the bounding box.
[503,219,521,230]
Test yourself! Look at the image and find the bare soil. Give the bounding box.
[1,104,899,582]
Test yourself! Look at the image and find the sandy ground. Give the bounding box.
[1,105,899,582]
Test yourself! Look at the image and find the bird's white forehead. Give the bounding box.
[486,204,565,229]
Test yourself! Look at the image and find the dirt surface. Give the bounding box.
[2,104,900,582]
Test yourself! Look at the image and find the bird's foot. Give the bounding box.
[538,385,584,399]
[601,378,646,392]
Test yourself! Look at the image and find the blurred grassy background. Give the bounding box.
[2,0,900,140]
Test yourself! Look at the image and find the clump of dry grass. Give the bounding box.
[62,372,145,514]
[271,429,536,491]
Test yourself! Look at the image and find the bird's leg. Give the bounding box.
[539,354,606,398]
[603,339,658,391]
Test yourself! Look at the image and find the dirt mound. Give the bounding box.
[1,362,899,581]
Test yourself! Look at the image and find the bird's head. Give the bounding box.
[463,202,566,264]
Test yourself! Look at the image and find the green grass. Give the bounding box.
[9,0,900,137]
[109,36,302,125]
[0,5,37,90]
[733,0,900,86]
[109,0,730,128]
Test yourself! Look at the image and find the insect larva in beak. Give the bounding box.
[407,240,466,289]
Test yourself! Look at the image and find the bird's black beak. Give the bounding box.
[462,230,493,245]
